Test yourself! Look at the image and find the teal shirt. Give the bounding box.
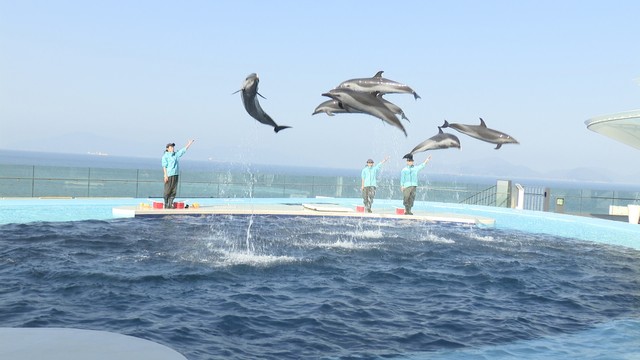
[361,163,383,187]
[162,148,187,177]
[400,163,426,187]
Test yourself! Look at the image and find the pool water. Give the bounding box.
[0,200,639,359]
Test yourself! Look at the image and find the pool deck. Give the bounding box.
[112,202,496,226]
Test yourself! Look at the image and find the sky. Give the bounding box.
[1,0,639,182]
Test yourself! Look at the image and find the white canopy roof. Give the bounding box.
[585,109,640,150]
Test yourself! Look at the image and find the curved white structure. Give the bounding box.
[585,109,640,150]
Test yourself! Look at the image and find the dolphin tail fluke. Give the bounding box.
[274,125,292,133]
[413,92,421,100]
[401,112,410,122]
[403,153,413,159]
[441,120,450,128]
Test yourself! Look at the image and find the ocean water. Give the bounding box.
[1,214,638,359]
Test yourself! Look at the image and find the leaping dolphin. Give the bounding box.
[237,73,291,133]
[321,88,407,136]
[404,127,461,158]
[337,71,421,100]
[442,118,518,149]
[312,97,409,121]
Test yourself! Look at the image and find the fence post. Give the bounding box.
[31,165,35,197]
[515,184,524,210]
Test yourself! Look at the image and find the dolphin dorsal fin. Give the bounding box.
[374,71,384,78]
[438,126,443,133]
[479,117,487,127]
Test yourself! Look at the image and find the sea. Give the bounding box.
[2,149,639,191]
[1,150,639,359]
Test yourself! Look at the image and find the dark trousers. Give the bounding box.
[403,186,417,211]
[164,175,179,208]
[362,186,376,211]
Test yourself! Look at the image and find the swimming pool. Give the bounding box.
[0,198,638,359]
[1,197,638,250]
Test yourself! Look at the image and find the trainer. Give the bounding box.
[162,139,195,208]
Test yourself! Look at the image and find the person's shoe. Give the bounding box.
[405,209,413,215]
[366,208,372,213]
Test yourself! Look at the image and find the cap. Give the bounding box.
[166,143,175,149]
[403,154,414,161]
[367,159,374,163]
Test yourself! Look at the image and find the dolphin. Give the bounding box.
[404,127,461,158]
[312,97,409,121]
[442,118,518,149]
[377,94,410,121]
[337,71,421,100]
[312,99,349,116]
[238,73,291,133]
[321,88,407,136]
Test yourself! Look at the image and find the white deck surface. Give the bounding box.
[113,202,496,226]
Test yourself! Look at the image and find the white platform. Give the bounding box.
[112,202,495,226]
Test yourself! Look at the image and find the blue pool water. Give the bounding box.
[0,199,639,359]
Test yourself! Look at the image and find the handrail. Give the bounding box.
[459,185,497,206]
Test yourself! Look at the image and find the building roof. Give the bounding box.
[585,109,640,150]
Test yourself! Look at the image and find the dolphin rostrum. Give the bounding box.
[321,88,407,136]
[312,97,409,121]
[404,127,461,158]
[238,73,291,133]
[442,118,518,149]
[337,71,421,100]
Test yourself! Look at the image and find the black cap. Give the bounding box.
[166,143,175,149]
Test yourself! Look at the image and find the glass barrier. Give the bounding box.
[1,164,639,216]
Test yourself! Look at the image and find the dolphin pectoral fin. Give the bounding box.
[232,89,242,95]
[274,125,292,133]
[495,144,502,150]
[257,91,267,100]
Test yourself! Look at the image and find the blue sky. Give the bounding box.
[1,1,639,181]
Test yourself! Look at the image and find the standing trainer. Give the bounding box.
[361,156,389,213]
[162,139,195,208]
[400,154,431,215]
